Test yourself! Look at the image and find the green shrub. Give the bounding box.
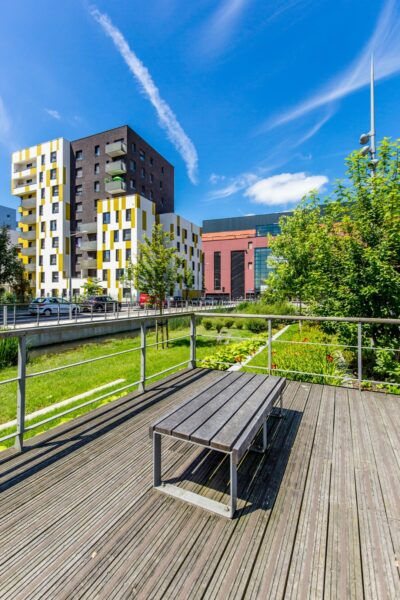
[199,337,266,370]
[0,335,19,369]
[245,319,268,333]
[202,319,213,331]
[235,321,243,330]
[224,319,234,329]
[214,320,224,334]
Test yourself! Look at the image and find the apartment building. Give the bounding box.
[202,212,291,299]
[12,126,201,300]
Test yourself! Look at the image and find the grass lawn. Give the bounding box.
[0,321,261,449]
[244,322,350,385]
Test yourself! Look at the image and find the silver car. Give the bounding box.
[29,297,80,316]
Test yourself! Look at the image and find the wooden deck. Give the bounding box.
[0,368,399,599]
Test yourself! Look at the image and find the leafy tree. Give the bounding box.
[265,138,400,381]
[133,223,179,315]
[82,277,102,297]
[0,227,22,287]
[11,265,32,302]
[181,265,195,302]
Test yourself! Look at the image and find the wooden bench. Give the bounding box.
[150,371,286,518]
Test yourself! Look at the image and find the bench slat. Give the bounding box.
[210,375,283,452]
[232,377,286,462]
[190,374,267,447]
[171,373,255,441]
[153,371,244,436]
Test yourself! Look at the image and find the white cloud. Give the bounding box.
[90,7,199,184]
[208,172,258,199]
[198,0,250,57]
[245,172,328,206]
[45,108,61,120]
[263,0,400,130]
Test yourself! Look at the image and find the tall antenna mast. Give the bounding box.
[359,54,378,175]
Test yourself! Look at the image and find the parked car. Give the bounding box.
[81,295,122,313]
[29,297,80,316]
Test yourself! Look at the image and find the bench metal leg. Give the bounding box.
[152,432,237,518]
[250,418,268,454]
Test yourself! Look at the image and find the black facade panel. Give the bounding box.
[202,212,292,234]
[231,250,245,299]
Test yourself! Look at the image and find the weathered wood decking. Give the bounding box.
[0,368,399,599]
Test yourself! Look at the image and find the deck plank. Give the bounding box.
[0,371,399,599]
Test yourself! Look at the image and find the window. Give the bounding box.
[94,163,100,174]
[94,181,100,192]
[102,269,107,281]
[94,145,100,156]
[126,209,131,221]
[52,202,59,214]
[52,237,59,248]
[254,247,273,291]
[177,241,180,251]
[50,220,57,231]
[115,249,120,261]
[76,150,83,160]
[103,250,110,262]
[75,185,82,195]
[39,206,43,216]
[41,273,45,283]
[139,150,145,161]
[130,159,136,172]
[159,181,163,189]
[161,166,164,174]
[150,190,153,200]
[103,212,110,224]
[116,268,124,280]
[141,167,145,178]
[214,251,221,290]
[41,239,45,249]
[41,222,45,232]
[177,226,180,236]
[52,185,59,196]
[76,167,83,178]
[125,248,131,260]
[41,154,45,166]
[39,172,43,183]
[142,210,147,230]
[113,230,119,242]
[123,229,131,241]
[115,210,119,222]
[50,151,57,162]
[130,179,136,190]
[256,224,281,237]
[102,231,106,244]
[184,245,188,254]
[39,256,43,266]
[161,197,164,206]
[76,203,82,213]
[150,173,154,183]
[131,142,136,153]
[94,199,99,210]
[41,188,45,199]
[141,185,145,195]
[52,272,59,282]
[248,241,253,250]
[150,157,153,166]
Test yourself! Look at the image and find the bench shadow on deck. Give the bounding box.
[0,368,399,599]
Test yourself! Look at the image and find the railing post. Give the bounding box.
[268,319,272,375]
[357,321,362,390]
[15,336,27,452]
[139,320,146,392]
[189,314,196,369]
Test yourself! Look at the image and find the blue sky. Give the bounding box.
[1,0,399,226]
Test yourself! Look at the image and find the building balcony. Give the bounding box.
[25,263,36,272]
[21,197,37,210]
[105,141,127,157]
[81,240,97,251]
[21,246,36,257]
[105,179,127,195]
[105,160,127,176]
[81,258,97,269]
[78,222,97,234]
[19,213,36,226]
[13,182,37,196]
[12,166,37,180]
[19,230,36,241]
[13,158,37,175]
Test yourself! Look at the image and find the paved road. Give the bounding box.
[0,302,237,330]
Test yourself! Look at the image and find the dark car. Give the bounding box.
[81,295,122,313]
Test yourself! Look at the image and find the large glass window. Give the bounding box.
[254,247,273,291]
[214,251,221,290]
[256,224,281,237]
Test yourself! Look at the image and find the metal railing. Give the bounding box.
[1,311,398,452]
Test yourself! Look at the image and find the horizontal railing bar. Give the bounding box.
[0,376,19,386]
[145,334,190,349]
[197,333,262,342]
[273,339,400,352]
[0,431,18,443]
[195,312,400,325]
[145,361,189,381]
[26,346,141,379]
[244,364,351,380]
[24,378,142,431]
[360,378,400,387]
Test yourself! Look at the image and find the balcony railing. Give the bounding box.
[105,160,127,176]
[0,311,398,452]
[24,263,36,272]
[81,258,97,269]
[19,230,36,241]
[81,240,97,251]
[78,222,97,234]
[20,247,36,257]
[20,197,36,209]
[19,214,36,225]
[105,179,126,194]
[105,141,127,157]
